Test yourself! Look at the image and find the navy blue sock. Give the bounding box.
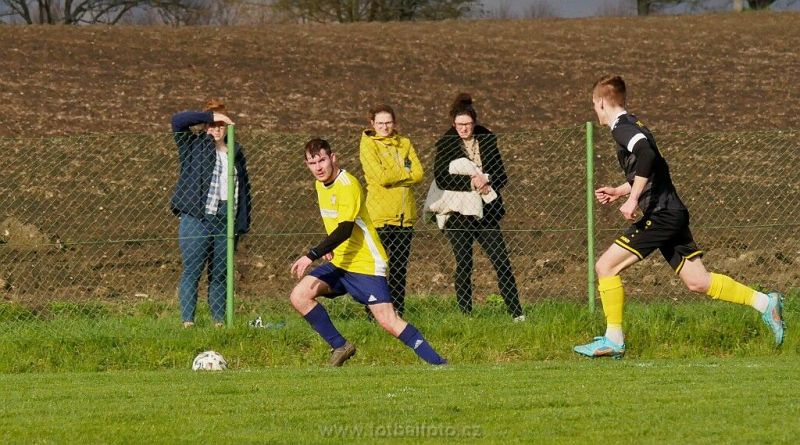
[398,324,446,365]
[303,304,346,349]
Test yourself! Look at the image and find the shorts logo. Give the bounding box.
[413,340,423,350]
[368,295,377,302]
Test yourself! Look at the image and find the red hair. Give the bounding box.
[203,98,227,113]
[592,76,626,107]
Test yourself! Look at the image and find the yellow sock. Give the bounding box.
[599,275,624,328]
[706,273,757,306]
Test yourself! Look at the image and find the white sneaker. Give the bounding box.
[512,315,526,323]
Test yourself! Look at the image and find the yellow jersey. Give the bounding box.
[315,169,388,276]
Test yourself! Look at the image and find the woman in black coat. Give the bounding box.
[433,93,523,321]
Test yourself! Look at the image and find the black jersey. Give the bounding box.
[612,113,686,214]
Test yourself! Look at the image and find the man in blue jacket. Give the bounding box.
[171,99,252,328]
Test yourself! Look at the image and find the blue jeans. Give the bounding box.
[178,204,228,323]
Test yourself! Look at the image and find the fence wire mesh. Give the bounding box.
[0,127,797,332]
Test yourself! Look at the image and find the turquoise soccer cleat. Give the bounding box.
[573,336,625,359]
[762,291,786,347]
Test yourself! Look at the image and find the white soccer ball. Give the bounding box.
[192,350,228,371]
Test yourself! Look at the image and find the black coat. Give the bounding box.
[433,125,508,223]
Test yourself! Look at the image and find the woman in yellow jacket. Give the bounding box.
[359,105,424,316]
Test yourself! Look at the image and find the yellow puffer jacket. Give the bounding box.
[359,130,424,228]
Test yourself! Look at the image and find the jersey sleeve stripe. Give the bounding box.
[627,133,647,152]
[337,171,351,185]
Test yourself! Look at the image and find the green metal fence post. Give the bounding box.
[586,122,596,312]
[226,125,236,327]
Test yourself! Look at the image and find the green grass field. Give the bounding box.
[1,298,797,443]
[1,297,797,372]
[2,358,798,443]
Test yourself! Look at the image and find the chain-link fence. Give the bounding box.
[1,127,798,332]
[593,129,800,300]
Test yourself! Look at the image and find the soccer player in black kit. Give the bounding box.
[574,75,785,358]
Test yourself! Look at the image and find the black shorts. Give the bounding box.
[614,209,703,273]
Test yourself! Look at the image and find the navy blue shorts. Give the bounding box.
[308,263,392,305]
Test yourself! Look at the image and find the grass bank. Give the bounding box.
[0,295,795,372]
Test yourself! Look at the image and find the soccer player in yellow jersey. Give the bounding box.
[575,75,785,358]
[290,138,446,366]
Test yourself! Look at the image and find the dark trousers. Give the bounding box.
[444,214,522,317]
[376,225,413,316]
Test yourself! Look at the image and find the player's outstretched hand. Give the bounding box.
[595,186,620,204]
[291,255,313,279]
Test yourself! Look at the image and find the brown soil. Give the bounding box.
[1,13,798,137]
[0,13,798,310]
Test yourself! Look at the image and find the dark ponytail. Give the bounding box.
[449,92,477,122]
